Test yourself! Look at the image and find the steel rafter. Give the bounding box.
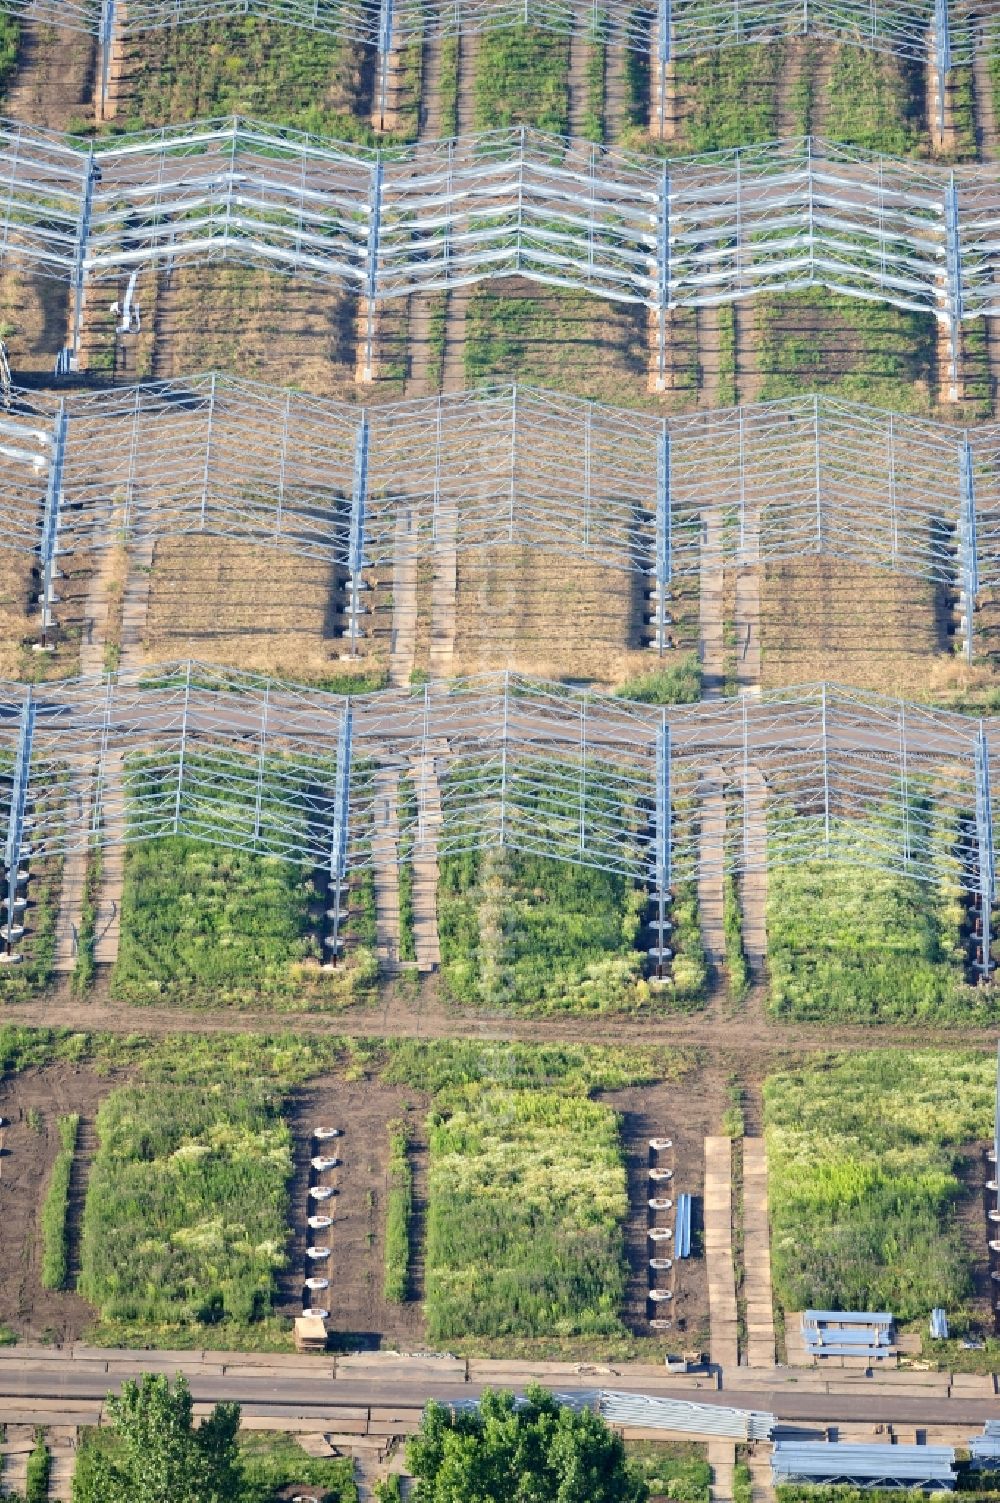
[1,668,999,925]
[3,120,1000,346]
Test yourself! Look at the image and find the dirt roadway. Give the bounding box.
[3,976,998,1058]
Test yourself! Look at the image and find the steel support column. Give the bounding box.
[650,714,671,976]
[656,0,671,135]
[2,691,35,956]
[66,145,97,370]
[652,423,671,653]
[656,166,671,390]
[173,662,193,834]
[944,171,963,398]
[362,156,384,383]
[37,402,67,650]
[933,0,951,141]
[375,0,395,131]
[993,1039,999,1179]
[98,0,117,120]
[959,435,977,662]
[974,721,994,978]
[325,704,353,962]
[346,412,370,653]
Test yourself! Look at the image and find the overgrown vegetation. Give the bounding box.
[672,44,781,152]
[723,875,749,1002]
[473,26,570,135]
[112,837,337,1006]
[241,1433,358,1502]
[616,654,702,705]
[381,1037,692,1096]
[765,1050,994,1321]
[110,754,375,1008]
[755,292,936,413]
[822,46,923,155]
[0,12,18,100]
[79,1083,291,1342]
[582,36,605,141]
[425,1085,628,1341]
[25,1433,50,1503]
[121,20,417,143]
[384,1118,413,1303]
[439,843,652,1014]
[439,34,459,136]
[766,813,996,1023]
[463,287,650,405]
[40,1112,79,1290]
[627,1442,710,1503]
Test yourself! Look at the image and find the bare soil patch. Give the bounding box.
[600,1075,727,1358]
[147,264,364,398]
[0,1063,119,1344]
[759,558,965,697]
[451,546,690,683]
[275,1076,431,1349]
[2,21,96,127]
[142,539,367,683]
[0,270,71,378]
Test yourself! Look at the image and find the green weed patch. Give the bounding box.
[766,815,997,1024]
[79,1082,292,1338]
[473,25,570,134]
[425,1084,628,1340]
[765,1050,994,1321]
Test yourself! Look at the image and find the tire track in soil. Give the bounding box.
[405,25,446,399]
[9,987,1000,1055]
[603,45,628,143]
[3,23,96,128]
[427,35,476,680]
[66,1117,97,1288]
[567,27,591,139]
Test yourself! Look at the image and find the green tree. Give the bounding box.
[72,1374,243,1503]
[406,1385,649,1503]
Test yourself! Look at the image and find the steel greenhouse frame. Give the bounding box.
[1,667,998,953]
[2,118,999,389]
[0,0,986,133]
[3,377,1000,658]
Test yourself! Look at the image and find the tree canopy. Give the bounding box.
[72,1373,242,1503]
[406,1385,649,1503]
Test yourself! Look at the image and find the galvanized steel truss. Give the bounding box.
[4,376,1000,655]
[2,119,999,382]
[0,0,987,74]
[2,668,999,913]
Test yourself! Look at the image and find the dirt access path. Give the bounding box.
[8,985,1000,1058]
